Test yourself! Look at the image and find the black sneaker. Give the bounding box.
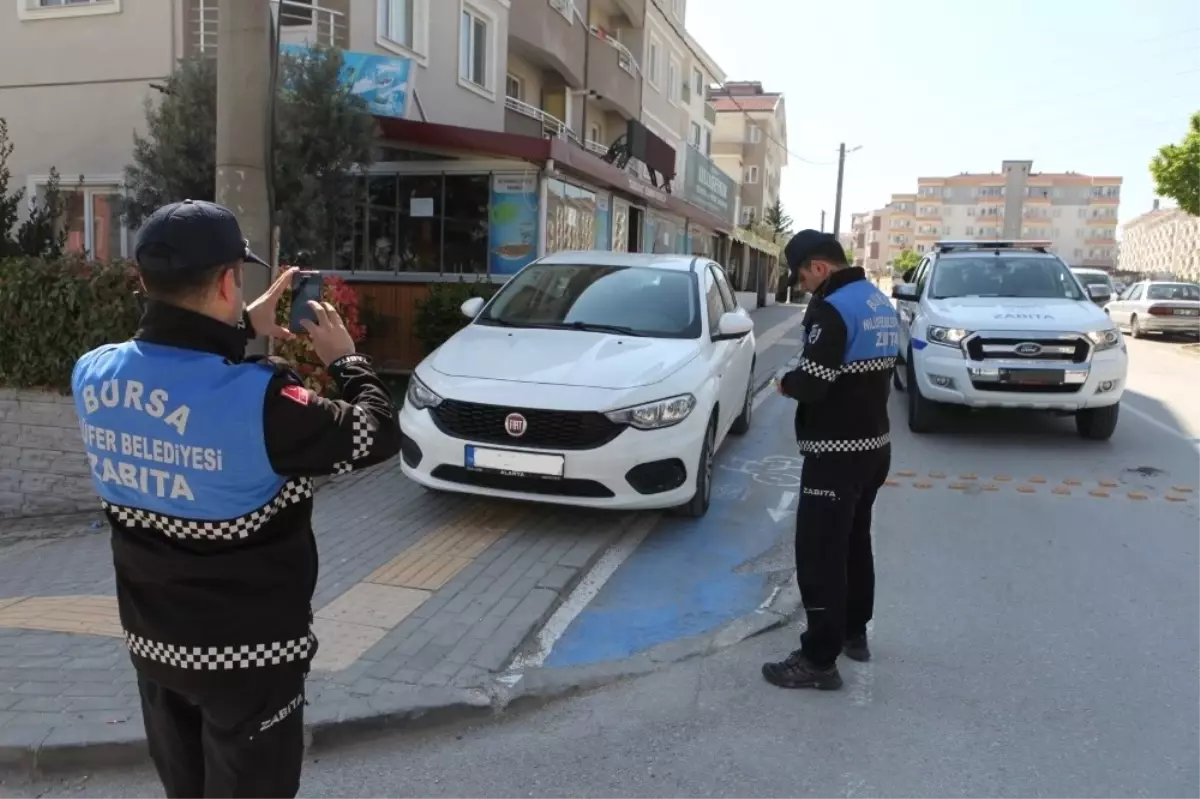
[843,633,871,663]
[761,650,843,690]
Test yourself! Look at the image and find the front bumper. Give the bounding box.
[398,400,709,510]
[912,343,1127,411]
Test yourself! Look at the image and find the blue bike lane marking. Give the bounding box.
[543,393,802,668]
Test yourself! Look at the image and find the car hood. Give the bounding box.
[927,296,1110,330]
[426,324,703,389]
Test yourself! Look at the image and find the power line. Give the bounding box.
[644,0,837,167]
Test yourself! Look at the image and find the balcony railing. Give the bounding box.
[191,0,346,58]
[505,96,577,141]
[588,25,640,76]
[703,102,716,124]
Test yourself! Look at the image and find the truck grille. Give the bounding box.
[965,335,1089,363]
[430,400,625,450]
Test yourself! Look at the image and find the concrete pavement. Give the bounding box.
[8,333,1198,798]
[0,303,811,775]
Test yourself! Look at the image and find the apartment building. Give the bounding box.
[708,81,787,226]
[1118,200,1200,282]
[851,208,890,272]
[888,160,1122,268]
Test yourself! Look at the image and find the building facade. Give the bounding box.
[1118,201,1200,282]
[707,81,787,227]
[871,161,1121,268]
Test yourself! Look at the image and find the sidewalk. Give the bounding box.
[0,304,811,773]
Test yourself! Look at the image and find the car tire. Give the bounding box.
[729,370,754,436]
[1076,403,1120,441]
[676,413,716,518]
[1130,315,1144,339]
[892,359,905,392]
[906,353,940,434]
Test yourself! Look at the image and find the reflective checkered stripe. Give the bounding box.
[797,357,840,382]
[126,630,314,670]
[798,356,896,382]
[331,405,376,475]
[797,433,891,454]
[101,477,314,542]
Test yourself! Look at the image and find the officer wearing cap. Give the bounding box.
[71,200,400,797]
[762,230,899,691]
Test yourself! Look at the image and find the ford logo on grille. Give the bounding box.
[504,413,527,437]
[1014,342,1043,356]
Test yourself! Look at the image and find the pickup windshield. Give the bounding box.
[929,255,1086,301]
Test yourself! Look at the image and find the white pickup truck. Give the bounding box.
[891,241,1128,441]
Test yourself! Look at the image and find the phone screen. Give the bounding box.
[289,272,324,334]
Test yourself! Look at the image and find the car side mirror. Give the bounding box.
[901,268,917,283]
[460,296,486,319]
[713,311,754,341]
[892,283,919,301]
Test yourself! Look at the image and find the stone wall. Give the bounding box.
[0,389,95,518]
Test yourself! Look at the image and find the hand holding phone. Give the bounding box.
[289,272,324,335]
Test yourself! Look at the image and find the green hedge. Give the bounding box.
[413,280,499,355]
[0,256,141,392]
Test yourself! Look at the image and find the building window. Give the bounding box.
[588,123,602,145]
[18,0,120,20]
[702,128,711,156]
[748,126,762,144]
[745,165,759,184]
[33,179,128,261]
[740,206,755,225]
[279,0,315,25]
[647,36,661,88]
[505,72,523,101]
[692,67,703,97]
[667,57,680,104]
[458,4,491,94]
[688,121,701,147]
[378,0,415,50]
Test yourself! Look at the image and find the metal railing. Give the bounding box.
[588,25,640,76]
[191,0,346,58]
[505,96,578,141]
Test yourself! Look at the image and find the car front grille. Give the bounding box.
[431,465,614,498]
[965,335,1089,364]
[430,399,625,450]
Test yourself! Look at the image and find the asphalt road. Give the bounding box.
[6,335,1198,799]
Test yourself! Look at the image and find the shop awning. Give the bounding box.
[374,117,733,235]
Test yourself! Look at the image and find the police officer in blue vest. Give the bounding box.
[763,230,899,691]
[71,200,400,797]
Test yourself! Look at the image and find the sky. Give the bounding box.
[685,0,1200,234]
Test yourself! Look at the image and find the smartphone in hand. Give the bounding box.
[289,271,324,334]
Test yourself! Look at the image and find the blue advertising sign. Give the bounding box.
[489,174,539,276]
[279,44,412,119]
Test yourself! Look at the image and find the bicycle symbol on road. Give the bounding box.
[718,454,805,487]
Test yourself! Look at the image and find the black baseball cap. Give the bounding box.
[784,229,845,271]
[134,199,269,274]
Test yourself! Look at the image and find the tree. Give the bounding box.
[1,118,70,259]
[123,46,375,264]
[762,198,792,238]
[893,249,921,277]
[1150,111,1200,217]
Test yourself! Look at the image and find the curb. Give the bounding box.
[0,575,800,777]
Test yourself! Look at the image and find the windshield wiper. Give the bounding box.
[550,321,646,336]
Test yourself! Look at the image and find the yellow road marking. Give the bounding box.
[959,473,978,480]
[896,470,916,477]
[1016,486,1036,494]
[914,481,933,489]
[1172,485,1194,493]
[1063,478,1081,486]
[1099,479,1118,487]
[929,471,946,479]
[1090,489,1110,498]
[1052,486,1071,496]
[948,483,969,490]
[1128,492,1149,501]
[994,475,1012,482]
[1028,476,1047,484]
[0,596,122,638]
[1166,495,1187,502]
[884,479,901,487]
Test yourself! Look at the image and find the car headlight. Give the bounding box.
[604,394,696,430]
[1087,327,1122,351]
[926,326,971,347]
[405,375,443,410]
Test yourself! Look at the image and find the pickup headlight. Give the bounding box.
[1087,327,1122,352]
[926,326,971,347]
[405,375,443,410]
[605,394,696,430]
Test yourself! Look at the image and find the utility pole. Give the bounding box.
[832,143,846,238]
[820,210,826,232]
[216,0,273,354]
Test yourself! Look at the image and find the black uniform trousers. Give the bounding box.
[796,445,891,668]
[137,670,306,798]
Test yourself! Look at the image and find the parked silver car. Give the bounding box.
[1104,281,1200,338]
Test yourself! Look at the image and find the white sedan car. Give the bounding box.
[399,252,757,517]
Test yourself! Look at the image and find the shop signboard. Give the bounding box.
[682,145,736,226]
[279,44,412,118]
[489,174,539,275]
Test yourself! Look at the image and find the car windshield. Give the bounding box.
[929,255,1086,300]
[477,263,701,339]
[1146,283,1200,301]
[1074,273,1112,289]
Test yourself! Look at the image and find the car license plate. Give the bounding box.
[465,446,564,479]
[1001,369,1064,385]
[1173,308,1199,316]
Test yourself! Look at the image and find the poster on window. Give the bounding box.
[611,197,630,252]
[279,44,412,118]
[488,173,539,276]
[594,192,612,251]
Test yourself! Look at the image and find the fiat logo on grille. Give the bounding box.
[504,413,527,437]
[1014,342,1043,356]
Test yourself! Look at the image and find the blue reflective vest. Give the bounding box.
[825,279,900,363]
[71,341,285,521]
